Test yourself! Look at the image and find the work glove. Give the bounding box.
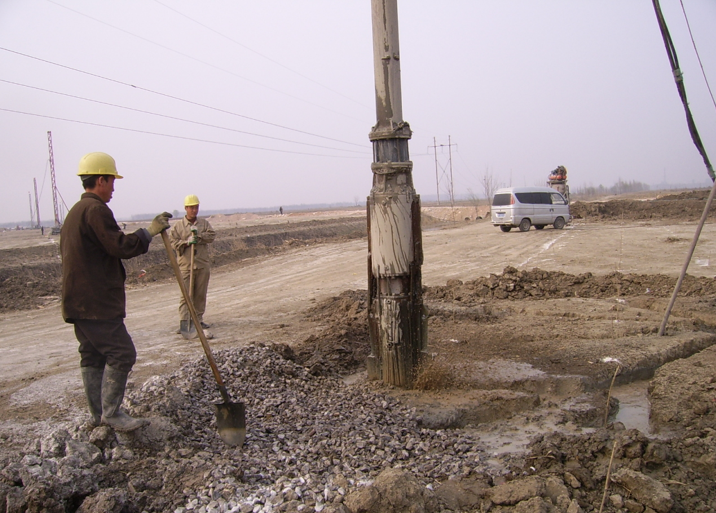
[187,227,198,245]
[147,212,172,237]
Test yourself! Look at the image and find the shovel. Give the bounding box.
[161,231,246,447]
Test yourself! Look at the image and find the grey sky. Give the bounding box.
[1,0,715,225]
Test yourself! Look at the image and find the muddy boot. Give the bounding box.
[179,320,198,338]
[100,365,149,432]
[81,366,104,427]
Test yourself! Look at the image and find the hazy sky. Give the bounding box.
[1,0,715,225]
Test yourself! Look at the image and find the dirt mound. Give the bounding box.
[286,266,716,380]
[0,218,367,313]
[522,426,716,512]
[0,262,63,312]
[425,266,716,302]
[649,344,716,433]
[571,188,715,221]
[292,290,370,377]
[122,218,367,285]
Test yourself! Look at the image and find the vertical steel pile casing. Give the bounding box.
[366,0,426,387]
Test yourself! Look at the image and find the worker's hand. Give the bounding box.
[147,212,172,237]
[187,227,198,244]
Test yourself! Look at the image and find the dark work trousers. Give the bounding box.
[73,318,137,372]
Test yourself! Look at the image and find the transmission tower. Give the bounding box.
[430,136,456,207]
[47,131,62,231]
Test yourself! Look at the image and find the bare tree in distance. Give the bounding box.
[481,168,500,211]
[466,188,481,219]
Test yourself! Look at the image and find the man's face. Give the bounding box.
[185,204,199,222]
[96,176,115,203]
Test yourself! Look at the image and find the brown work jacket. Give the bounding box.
[169,217,215,270]
[60,192,151,322]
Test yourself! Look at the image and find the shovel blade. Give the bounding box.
[215,402,246,447]
[180,320,197,340]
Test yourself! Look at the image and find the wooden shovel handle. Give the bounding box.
[161,231,231,404]
[189,243,195,299]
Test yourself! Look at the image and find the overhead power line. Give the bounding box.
[0,79,368,155]
[150,0,370,110]
[678,0,716,113]
[44,0,366,123]
[0,107,365,159]
[0,47,366,148]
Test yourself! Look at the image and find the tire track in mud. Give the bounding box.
[515,227,573,268]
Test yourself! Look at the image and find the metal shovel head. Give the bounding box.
[215,401,246,447]
[180,319,197,340]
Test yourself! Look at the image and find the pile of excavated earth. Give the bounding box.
[2,191,716,512]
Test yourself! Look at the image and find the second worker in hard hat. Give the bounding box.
[169,194,216,336]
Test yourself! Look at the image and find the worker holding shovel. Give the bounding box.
[61,152,172,432]
[169,194,216,339]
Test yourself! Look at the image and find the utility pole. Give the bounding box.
[366,0,426,387]
[47,131,62,232]
[28,192,34,228]
[432,137,440,205]
[448,135,455,207]
[33,177,41,229]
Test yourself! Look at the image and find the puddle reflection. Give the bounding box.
[612,380,651,433]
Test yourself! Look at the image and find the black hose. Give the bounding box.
[652,0,714,181]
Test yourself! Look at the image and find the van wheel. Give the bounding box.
[534,225,545,230]
[500,225,512,232]
[519,219,531,232]
[554,217,565,230]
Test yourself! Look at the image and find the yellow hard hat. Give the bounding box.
[184,194,200,206]
[77,152,123,179]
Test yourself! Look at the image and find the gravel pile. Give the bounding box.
[1,344,504,512]
[136,343,495,512]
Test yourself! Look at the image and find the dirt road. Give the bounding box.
[2,215,715,417]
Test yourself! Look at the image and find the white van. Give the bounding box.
[491,186,571,232]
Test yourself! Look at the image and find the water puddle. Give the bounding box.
[611,380,651,433]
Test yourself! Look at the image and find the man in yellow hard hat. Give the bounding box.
[61,152,172,432]
[169,194,216,337]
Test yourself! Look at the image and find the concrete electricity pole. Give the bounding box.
[366,0,426,387]
[33,178,41,229]
[47,131,63,231]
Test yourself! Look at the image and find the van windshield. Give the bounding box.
[550,193,567,205]
[492,193,512,206]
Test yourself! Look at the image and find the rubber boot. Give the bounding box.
[80,366,104,427]
[100,365,150,432]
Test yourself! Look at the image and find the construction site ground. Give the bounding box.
[2,189,716,512]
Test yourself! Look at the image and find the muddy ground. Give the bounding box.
[2,192,716,512]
